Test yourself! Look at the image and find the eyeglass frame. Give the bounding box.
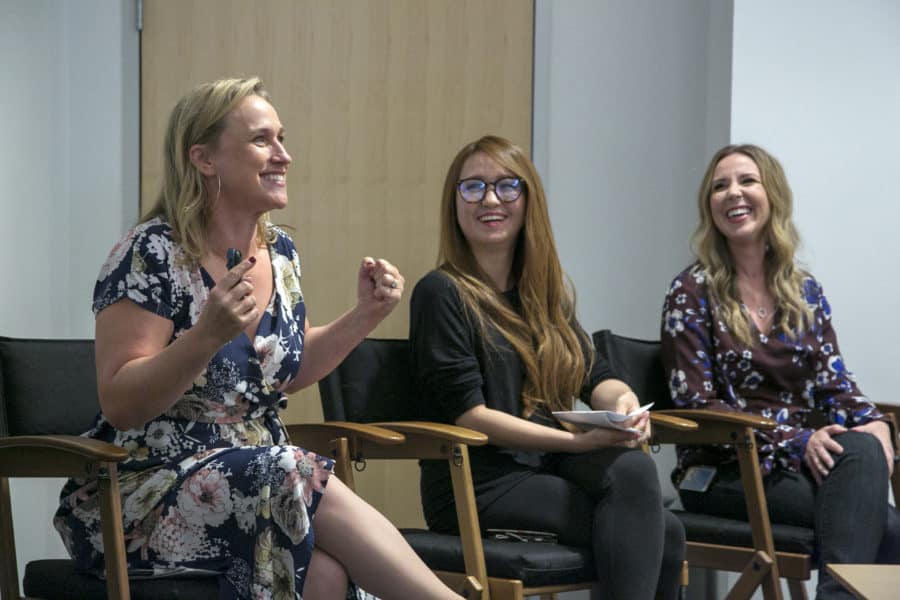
[456,177,525,204]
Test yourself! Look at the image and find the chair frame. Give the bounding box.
[295,409,697,599]
[595,329,900,600]
[0,334,407,600]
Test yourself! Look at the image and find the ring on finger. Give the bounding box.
[389,279,398,289]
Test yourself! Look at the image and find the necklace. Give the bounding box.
[756,306,768,318]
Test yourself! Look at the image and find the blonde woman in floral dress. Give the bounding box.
[54,77,461,600]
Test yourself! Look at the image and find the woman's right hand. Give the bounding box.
[195,257,259,345]
[569,422,643,452]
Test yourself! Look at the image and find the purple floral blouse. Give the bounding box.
[660,264,884,476]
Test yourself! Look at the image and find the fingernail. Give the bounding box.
[249,256,257,264]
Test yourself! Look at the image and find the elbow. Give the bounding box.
[455,404,487,430]
[98,392,144,432]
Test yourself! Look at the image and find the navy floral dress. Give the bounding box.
[660,264,885,478]
[54,217,356,599]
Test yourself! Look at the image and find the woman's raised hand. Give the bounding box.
[356,257,404,325]
[196,257,259,345]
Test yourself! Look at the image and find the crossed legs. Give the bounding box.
[309,475,462,599]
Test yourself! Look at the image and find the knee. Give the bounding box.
[305,548,349,598]
[835,430,886,472]
[609,449,662,500]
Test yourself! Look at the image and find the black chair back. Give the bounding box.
[318,338,417,422]
[0,337,99,437]
[592,329,673,409]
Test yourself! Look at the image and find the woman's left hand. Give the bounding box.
[356,257,404,324]
[614,390,652,447]
[853,419,895,477]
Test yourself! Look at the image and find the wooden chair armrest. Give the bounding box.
[0,435,128,478]
[373,421,489,446]
[651,409,775,446]
[286,422,405,447]
[0,435,129,461]
[650,413,698,431]
[656,409,776,429]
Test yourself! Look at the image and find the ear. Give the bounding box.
[188,144,217,176]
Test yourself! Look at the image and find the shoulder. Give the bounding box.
[666,263,708,298]
[799,272,823,302]
[798,272,831,317]
[267,223,298,258]
[97,217,177,282]
[412,269,459,302]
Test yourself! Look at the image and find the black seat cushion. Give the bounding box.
[402,529,595,587]
[24,560,220,600]
[674,510,817,558]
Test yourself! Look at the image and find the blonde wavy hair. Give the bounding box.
[142,77,276,262]
[438,135,590,417]
[692,144,812,347]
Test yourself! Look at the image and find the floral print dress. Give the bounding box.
[55,217,355,599]
[660,264,885,478]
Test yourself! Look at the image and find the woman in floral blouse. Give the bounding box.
[661,143,899,597]
[54,77,461,600]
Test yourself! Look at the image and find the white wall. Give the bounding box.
[0,0,139,593]
[533,3,733,598]
[731,0,900,410]
[724,1,900,597]
[534,0,733,340]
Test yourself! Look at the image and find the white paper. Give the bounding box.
[552,403,653,432]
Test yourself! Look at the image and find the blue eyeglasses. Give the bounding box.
[456,177,524,203]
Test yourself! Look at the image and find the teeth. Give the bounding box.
[727,207,750,218]
[479,215,504,222]
[262,174,285,182]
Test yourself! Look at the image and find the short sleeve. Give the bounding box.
[92,222,178,319]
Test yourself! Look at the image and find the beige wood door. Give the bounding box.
[141,0,533,527]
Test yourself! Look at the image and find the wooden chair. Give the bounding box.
[0,336,403,600]
[313,337,696,600]
[593,329,900,600]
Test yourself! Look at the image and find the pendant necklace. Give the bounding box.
[756,306,768,318]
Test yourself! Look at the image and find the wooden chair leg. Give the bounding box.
[0,477,22,600]
[786,578,808,600]
[97,465,130,600]
[725,550,773,600]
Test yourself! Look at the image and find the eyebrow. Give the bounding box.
[248,126,285,137]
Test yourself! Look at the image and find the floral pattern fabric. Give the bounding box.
[54,217,351,599]
[660,264,884,476]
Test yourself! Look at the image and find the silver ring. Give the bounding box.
[390,280,398,289]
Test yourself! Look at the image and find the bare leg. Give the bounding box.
[314,476,462,600]
[304,548,349,600]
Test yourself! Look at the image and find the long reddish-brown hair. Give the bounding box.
[438,135,590,416]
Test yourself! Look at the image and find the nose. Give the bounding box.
[272,140,292,165]
[481,184,501,206]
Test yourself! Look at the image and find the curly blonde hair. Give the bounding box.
[692,144,812,346]
[437,135,590,416]
[143,77,276,262]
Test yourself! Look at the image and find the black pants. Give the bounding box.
[680,431,900,599]
[476,447,685,600]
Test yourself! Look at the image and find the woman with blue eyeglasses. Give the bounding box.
[409,135,685,599]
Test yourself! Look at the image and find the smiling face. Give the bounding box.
[206,95,292,214]
[455,151,526,257]
[708,152,771,249]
